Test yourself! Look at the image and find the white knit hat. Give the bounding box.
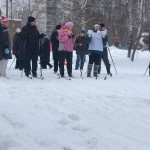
[94,24,100,27]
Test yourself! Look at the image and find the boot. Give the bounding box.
[87,64,92,77]
[107,64,112,76]
[93,65,99,77]
[48,63,53,69]
[98,67,101,74]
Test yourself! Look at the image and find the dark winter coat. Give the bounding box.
[74,36,88,55]
[12,32,22,56]
[102,35,108,47]
[51,29,59,52]
[0,23,12,60]
[21,23,41,54]
[39,37,50,63]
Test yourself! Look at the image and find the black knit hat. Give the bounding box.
[56,25,61,30]
[99,23,105,28]
[81,30,85,34]
[28,16,36,23]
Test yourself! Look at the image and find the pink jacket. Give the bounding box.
[58,26,76,52]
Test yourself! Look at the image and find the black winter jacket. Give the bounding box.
[39,37,50,63]
[51,29,59,52]
[21,23,41,54]
[74,36,88,55]
[0,23,12,60]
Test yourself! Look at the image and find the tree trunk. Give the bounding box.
[131,0,144,61]
[127,0,133,58]
[81,0,88,30]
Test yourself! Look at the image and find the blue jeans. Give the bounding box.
[75,54,85,70]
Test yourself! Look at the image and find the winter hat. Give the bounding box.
[94,24,100,27]
[1,15,9,25]
[16,28,21,33]
[28,16,36,23]
[56,24,61,30]
[65,22,74,28]
[81,30,85,34]
[99,23,105,28]
[141,32,149,36]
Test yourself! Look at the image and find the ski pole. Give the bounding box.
[40,62,43,78]
[8,57,15,70]
[143,62,150,76]
[21,69,23,78]
[107,47,118,74]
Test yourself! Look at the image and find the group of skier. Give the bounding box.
[0,10,113,79]
[48,20,112,78]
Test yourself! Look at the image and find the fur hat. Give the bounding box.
[65,22,74,28]
[28,16,36,23]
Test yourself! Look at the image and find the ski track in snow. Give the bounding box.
[0,47,150,150]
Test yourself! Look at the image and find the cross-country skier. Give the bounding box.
[58,22,76,77]
[0,14,12,78]
[87,24,107,77]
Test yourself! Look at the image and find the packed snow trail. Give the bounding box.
[0,47,150,150]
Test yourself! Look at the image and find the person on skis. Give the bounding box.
[21,16,44,78]
[87,23,107,78]
[98,23,112,76]
[0,14,12,78]
[58,22,76,77]
[74,30,88,71]
[51,24,61,73]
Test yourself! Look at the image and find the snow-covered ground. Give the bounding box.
[0,47,150,150]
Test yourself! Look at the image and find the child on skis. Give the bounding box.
[74,30,88,71]
[39,34,53,69]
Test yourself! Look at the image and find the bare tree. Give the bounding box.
[127,0,133,58]
[131,0,145,61]
[11,0,46,32]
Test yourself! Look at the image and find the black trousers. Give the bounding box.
[24,53,38,76]
[53,51,59,72]
[59,51,73,76]
[89,53,102,65]
[99,47,110,74]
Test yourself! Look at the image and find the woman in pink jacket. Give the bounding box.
[58,22,76,77]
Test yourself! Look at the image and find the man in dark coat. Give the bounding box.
[51,24,61,73]
[21,16,43,77]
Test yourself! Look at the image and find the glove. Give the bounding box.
[40,33,45,38]
[3,48,9,54]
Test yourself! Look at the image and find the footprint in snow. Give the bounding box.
[86,137,98,149]
[58,119,70,126]
[68,114,80,121]
[63,147,72,150]
[71,125,89,133]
